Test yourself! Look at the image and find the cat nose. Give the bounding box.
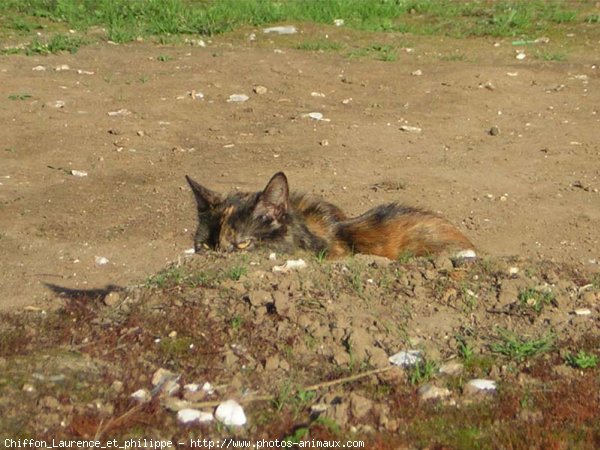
[218,241,235,252]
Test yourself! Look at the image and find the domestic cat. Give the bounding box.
[186,172,474,259]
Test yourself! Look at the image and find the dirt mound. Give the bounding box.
[1,249,599,445]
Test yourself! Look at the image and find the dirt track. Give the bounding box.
[1,27,599,311]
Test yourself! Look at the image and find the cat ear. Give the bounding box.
[254,172,289,220]
[185,175,222,212]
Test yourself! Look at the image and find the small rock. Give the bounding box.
[253,86,268,95]
[184,383,200,393]
[311,91,326,97]
[573,308,592,316]
[464,379,497,395]
[349,393,373,419]
[77,69,95,75]
[411,69,423,76]
[489,126,500,136]
[110,381,124,393]
[307,112,324,121]
[516,52,526,60]
[346,329,373,361]
[152,368,179,387]
[39,396,61,410]
[202,382,215,395]
[71,170,88,177]
[94,256,109,266]
[333,19,344,27]
[227,94,249,103]
[399,125,422,133]
[319,139,329,146]
[455,249,477,259]
[247,290,272,307]
[55,64,70,71]
[419,383,451,401]
[47,100,66,109]
[264,355,280,371]
[32,65,46,71]
[103,291,121,307]
[439,361,464,376]
[177,408,213,424]
[131,389,151,403]
[263,25,297,35]
[272,258,307,273]
[215,399,246,426]
[108,108,131,117]
[272,291,295,319]
[434,256,454,272]
[389,350,422,367]
[22,383,35,393]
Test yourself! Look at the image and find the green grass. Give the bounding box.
[0,0,595,49]
[8,93,32,100]
[518,287,555,313]
[225,265,247,281]
[295,40,344,52]
[22,34,84,55]
[535,50,567,61]
[565,350,598,369]
[490,328,554,362]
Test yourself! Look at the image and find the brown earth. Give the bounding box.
[1,23,600,445]
[1,25,599,312]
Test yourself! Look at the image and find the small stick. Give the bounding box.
[182,365,395,409]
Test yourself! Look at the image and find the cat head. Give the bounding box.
[185,172,291,252]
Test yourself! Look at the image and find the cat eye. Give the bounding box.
[236,239,253,249]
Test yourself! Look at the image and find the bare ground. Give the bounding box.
[0,24,599,446]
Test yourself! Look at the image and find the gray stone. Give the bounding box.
[349,393,373,419]
[418,383,451,401]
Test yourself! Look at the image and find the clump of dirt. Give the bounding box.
[1,249,598,446]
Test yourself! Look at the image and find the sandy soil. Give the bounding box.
[1,26,599,311]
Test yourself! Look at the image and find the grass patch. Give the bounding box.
[535,50,567,61]
[349,43,397,61]
[490,328,554,362]
[21,34,84,55]
[8,93,32,101]
[1,0,594,49]
[408,359,438,385]
[565,350,598,369]
[518,287,555,313]
[295,40,344,52]
[225,265,247,281]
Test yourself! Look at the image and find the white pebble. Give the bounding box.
[455,249,477,259]
[333,19,344,27]
[389,350,422,367]
[227,94,249,103]
[177,408,213,424]
[71,170,88,177]
[131,389,151,403]
[215,399,246,426]
[108,108,131,117]
[467,379,497,391]
[272,259,307,273]
[32,65,46,71]
[263,26,297,35]
[94,256,109,266]
[399,125,422,133]
[574,308,592,316]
